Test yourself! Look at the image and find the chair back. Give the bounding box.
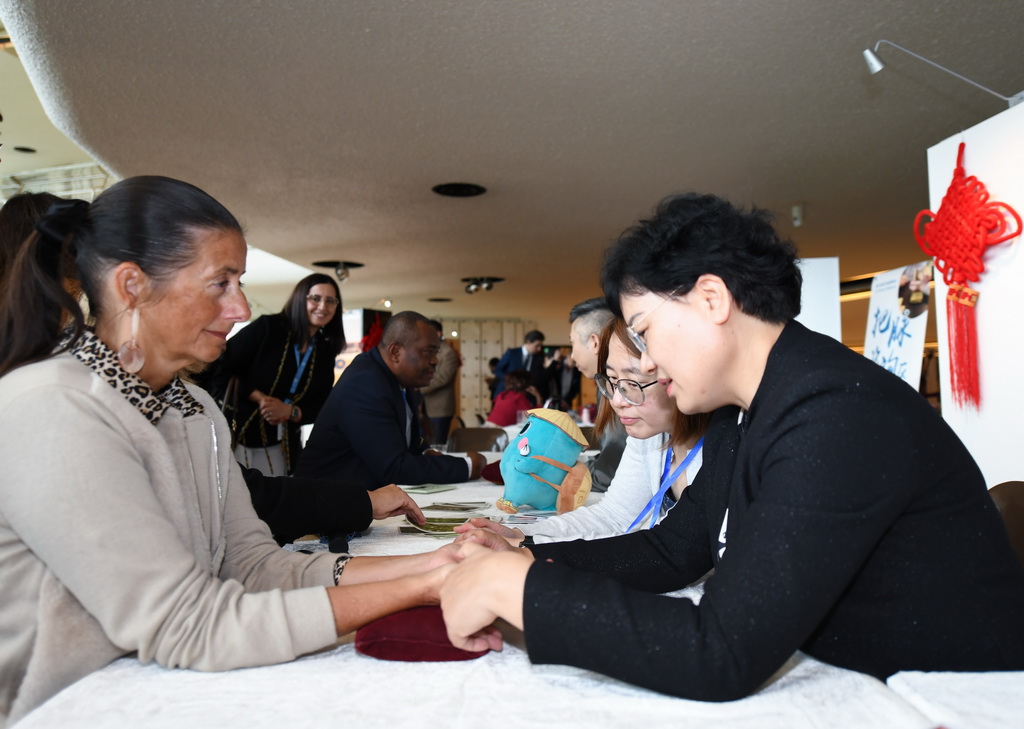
[990,480,1024,567]
[446,427,509,453]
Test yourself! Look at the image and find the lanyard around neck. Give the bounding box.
[286,343,315,402]
[626,436,704,533]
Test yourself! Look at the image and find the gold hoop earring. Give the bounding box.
[118,307,145,373]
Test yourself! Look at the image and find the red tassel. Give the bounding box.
[945,285,980,408]
[915,143,1022,410]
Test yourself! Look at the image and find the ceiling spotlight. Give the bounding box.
[461,276,504,295]
[312,259,364,283]
[864,40,1024,107]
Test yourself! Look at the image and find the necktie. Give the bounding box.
[401,389,412,445]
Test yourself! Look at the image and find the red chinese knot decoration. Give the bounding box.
[914,142,1022,409]
[359,312,385,352]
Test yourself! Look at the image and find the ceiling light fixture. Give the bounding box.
[461,276,504,295]
[863,40,1024,107]
[433,182,487,197]
[312,259,364,282]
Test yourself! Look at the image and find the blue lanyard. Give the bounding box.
[626,437,704,532]
[285,343,314,404]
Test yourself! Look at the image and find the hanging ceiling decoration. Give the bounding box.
[313,260,364,282]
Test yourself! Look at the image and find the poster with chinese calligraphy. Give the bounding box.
[863,261,932,389]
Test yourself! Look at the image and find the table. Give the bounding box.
[17,481,1021,729]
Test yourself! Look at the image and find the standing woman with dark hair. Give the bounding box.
[208,273,345,476]
[0,176,457,725]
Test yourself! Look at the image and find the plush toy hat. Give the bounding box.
[496,408,592,514]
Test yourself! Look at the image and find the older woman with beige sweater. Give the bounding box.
[0,177,451,726]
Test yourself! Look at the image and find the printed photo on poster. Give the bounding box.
[863,261,932,389]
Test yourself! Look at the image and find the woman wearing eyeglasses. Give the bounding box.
[208,273,344,476]
[458,318,709,545]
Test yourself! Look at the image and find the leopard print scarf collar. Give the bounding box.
[69,330,205,425]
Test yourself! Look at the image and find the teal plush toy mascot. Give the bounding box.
[496,408,592,514]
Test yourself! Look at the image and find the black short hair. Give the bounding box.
[523,329,545,343]
[568,297,614,339]
[568,297,608,323]
[601,193,801,323]
[382,310,431,348]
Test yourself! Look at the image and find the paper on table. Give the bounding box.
[401,483,458,494]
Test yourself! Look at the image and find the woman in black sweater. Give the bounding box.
[442,193,1024,700]
[208,273,344,476]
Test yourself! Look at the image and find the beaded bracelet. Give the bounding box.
[333,553,353,585]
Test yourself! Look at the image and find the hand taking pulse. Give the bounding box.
[439,541,533,653]
[453,518,524,549]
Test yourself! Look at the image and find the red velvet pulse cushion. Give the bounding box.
[355,605,489,662]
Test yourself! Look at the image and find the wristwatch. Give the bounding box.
[518,535,535,548]
[290,406,300,420]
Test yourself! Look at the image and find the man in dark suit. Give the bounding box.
[494,329,548,400]
[297,311,486,488]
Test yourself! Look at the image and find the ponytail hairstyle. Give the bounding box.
[0,191,64,285]
[281,272,345,356]
[0,176,242,378]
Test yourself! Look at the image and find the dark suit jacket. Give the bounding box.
[296,347,469,487]
[553,362,582,406]
[494,346,550,399]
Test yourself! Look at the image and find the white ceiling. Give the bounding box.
[2,0,1023,345]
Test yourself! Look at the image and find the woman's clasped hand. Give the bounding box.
[438,541,531,654]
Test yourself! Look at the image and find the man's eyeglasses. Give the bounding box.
[306,294,340,307]
[625,289,680,354]
[594,374,660,406]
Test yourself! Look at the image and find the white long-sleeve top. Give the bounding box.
[521,432,702,544]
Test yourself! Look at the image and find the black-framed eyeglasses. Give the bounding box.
[306,294,340,307]
[594,374,660,406]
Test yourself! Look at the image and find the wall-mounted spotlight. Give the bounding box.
[863,40,1024,107]
[312,259,364,282]
[461,276,504,294]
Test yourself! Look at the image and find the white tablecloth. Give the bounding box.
[15,481,1010,729]
[887,670,1024,729]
